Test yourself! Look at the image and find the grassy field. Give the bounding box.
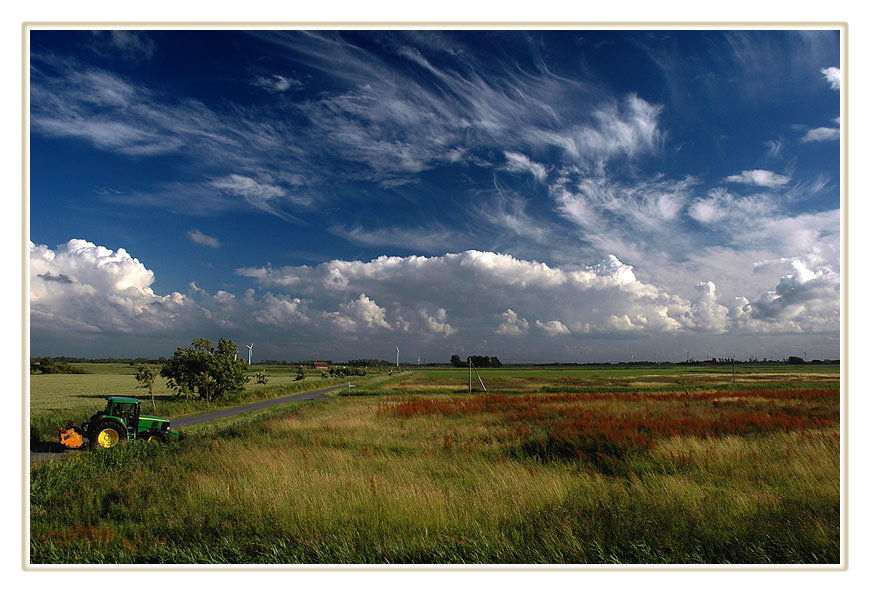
[29,364,840,565]
[28,363,359,440]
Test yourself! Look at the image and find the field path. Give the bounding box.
[30,384,346,463]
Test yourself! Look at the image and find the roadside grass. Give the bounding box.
[30,370,839,564]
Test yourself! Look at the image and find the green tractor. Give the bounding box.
[60,396,180,449]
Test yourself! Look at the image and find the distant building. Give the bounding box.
[312,362,328,370]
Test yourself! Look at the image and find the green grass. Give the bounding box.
[29,365,840,565]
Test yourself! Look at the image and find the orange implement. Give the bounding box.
[59,426,84,449]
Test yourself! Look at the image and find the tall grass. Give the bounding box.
[31,379,839,564]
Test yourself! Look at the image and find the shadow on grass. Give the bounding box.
[29,437,67,453]
[71,393,175,402]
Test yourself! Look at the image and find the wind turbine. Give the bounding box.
[246,343,253,365]
[396,346,400,368]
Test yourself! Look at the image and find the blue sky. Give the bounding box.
[28,28,841,363]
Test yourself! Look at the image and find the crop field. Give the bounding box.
[29,364,840,565]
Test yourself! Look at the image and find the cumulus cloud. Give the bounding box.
[254,293,307,328]
[420,308,455,336]
[496,309,529,335]
[724,169,790,187]
[821,66,841,90]
[186,229,221,248]
[682,282,730,333]
[750,260,839,326]
[536,319,570,336]
[31,239,840,360]
[346,294,392,330]
[240,249,682,341]
[30,239,192,336]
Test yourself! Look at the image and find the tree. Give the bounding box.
[161,338,249,401]
[450,354,463,368]
[135,364,158,412]
[295,365,306,381]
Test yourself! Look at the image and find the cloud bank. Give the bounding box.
[31,239,840,361]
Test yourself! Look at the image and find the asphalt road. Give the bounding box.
[172,384,345,428]
[30,384,347,463]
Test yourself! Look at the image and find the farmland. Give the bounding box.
[29,363,840,564]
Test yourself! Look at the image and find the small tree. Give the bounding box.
[135,364,158,412]
[295,365,306,382]
[161,338,249,401]
[450,354,463,368]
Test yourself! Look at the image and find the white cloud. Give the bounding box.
[503,151,548,183]
[329,223,459,254]
[763,140,783,159]
[496,309,529,335]
[688,188,775,228]
[724,169,790,187]
[238,249,690,342]
[254,293,307,328]
[30,239,194,336]
[420,308,455,336]
[821,66,841,90]
[801,127,840,143]
[252,74,301,93]
[89,31,156,61]
[186,229,221,248]
[31,238,840,361]
[332,294,392,332]
[750,260,839,327]
[209,174,305,222]
[682,282,730,333]
[536,319,570,336]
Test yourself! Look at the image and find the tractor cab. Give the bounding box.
[106,397,140,430]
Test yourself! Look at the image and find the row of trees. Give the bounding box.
[30,357,89,375]
[450,354,503,368]
[347,358,393,367]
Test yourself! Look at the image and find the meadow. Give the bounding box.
[29,364,840,564]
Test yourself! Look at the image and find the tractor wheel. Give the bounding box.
[143,430,169,444]
[91,420,126,449]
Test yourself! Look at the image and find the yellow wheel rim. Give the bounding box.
[97,428,120,448]
[147,434,162,443]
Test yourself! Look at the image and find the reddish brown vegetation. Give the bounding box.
[378,389,839,472]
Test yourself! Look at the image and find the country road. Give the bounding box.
[30,384,347,463]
